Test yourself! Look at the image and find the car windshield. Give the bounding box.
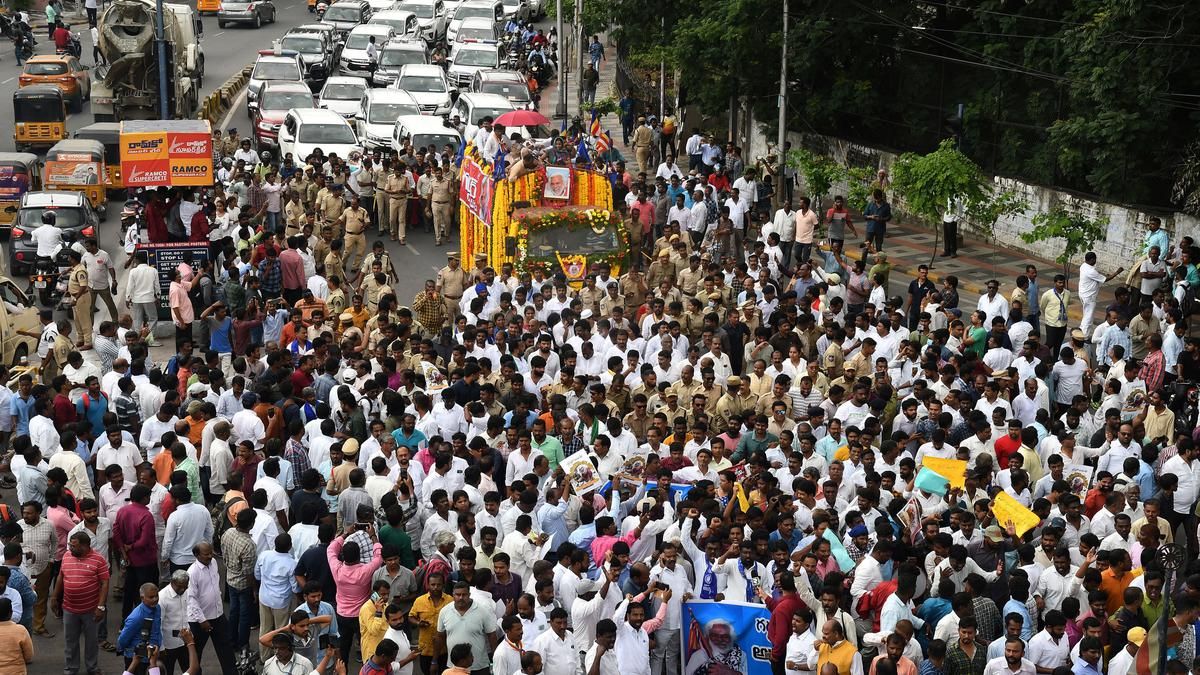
[413,134,460,152]
[399,75,444,92]
[24,62,67,76]
[254,61,302,80]
[346,32,384,49]
[324,6,361,21]
[457,27,492,42]
[381,48,424,66]
[454,48,494,66]
[373,18,408,31]
[470,106,510,124]
[262,91,314,110]
[455,4,490,20]
[17,207,85,229]
[527,219,619,255]
[369,102,419,123]
[297,123,356,144]
[280,36,324,53]
[406,3,433,18]
[480,82,529,102]
[323,83,366,100]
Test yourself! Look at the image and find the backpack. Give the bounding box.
[81,391,108,415]
[414,555,451,592]
[210,495,245,553]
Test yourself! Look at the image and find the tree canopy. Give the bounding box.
[607,0,1200,208]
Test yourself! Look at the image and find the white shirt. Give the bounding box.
[30,224,63,257]
[531,629,581,675]
[1162,454,1200,511]
[976,293,1010,324]
[1026,630,1070,671]
[124,263,160,304]
[1077,263,1107,301]
[162,502,214,565]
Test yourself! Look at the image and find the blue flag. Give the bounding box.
[492,146,507,182]
[576,137,590,165]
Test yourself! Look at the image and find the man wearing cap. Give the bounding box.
[336,194,371,275]
[1108,626,1145,675]
[318,183,345,235]
[630,116,655,174]
[437,252,472,321]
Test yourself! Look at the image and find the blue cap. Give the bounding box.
[475,282,488,294]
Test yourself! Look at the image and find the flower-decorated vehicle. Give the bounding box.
[457,144,628,287]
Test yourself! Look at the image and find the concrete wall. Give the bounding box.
[740,109,1200,275]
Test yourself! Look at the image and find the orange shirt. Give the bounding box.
[1100,568,1134,614]
[152,452,176,486]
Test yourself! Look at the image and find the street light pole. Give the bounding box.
[554,0,566,118]
[156,0,169,119]
[776,0,787,165]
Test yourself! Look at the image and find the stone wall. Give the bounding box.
[741,110,1200,275]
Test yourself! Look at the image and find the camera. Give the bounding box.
[134,617,153,658]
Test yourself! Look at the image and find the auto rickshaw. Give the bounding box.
[73,123,124,193]
[0,153,40,236]
[12,85,66,152]
[43,139,107,215]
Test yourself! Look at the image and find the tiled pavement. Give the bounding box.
[836,221,1107,326]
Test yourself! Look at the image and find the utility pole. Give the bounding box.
[658,16,665,118]
[554,0,566,118]
[776,0,787,166]
[155,0,169,119]
[575,0,584,79]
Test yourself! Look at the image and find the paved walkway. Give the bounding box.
[836,219,1103,325]
[533,38,630,155]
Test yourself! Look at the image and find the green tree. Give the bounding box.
[891,139,1023,226]
[787,148,845,213]
[1020,204,1109,277]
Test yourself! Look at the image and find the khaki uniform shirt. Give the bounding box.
[430,177,454,203]
[436,265,471,299]
[68,264,88,297]
[385,173,412,199]
[341,207,369,235]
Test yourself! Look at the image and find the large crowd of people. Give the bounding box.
[3,67,1200,675]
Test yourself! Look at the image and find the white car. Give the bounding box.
[369,9,421,40]
[391,114,462,155]
[453,16,495,43]
[446,40,500,88]
[318,76,369,117]
[339,24,396,76]
[372,37,429,86]
[278,107,363,161]
[356,89,421,151]
[247,49,306,114]
[395,0,447,42]
[392,63,452,114]
[447,0,499,43]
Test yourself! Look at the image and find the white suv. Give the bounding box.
[277,107,363,162]
[392,63,452,115]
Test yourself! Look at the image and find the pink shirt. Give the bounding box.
[169,281,194,326]
[279,249,306,291]
[327,536,384,617]
[47,505,79,562]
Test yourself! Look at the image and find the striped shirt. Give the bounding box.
[59,549,109,614]
[18,519,56,576]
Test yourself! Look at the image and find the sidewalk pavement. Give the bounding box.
[533,43,630,155]
[835,219,1104,326]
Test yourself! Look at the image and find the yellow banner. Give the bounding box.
[921,457,968,489]
[734,482,749,513]
[992,492,1040,537]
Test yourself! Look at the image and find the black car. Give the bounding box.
[9,191,99,276]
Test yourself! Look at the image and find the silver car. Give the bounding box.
[217,0,276,28]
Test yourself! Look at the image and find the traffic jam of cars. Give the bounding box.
[247,0,555,161]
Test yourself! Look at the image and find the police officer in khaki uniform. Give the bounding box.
[436,251,472,320]
[632,116,654,173]
[318,182,345,237]
[383,164,413,244]
[429,165,454,246]
[337,194,371,275]
[222,129,240,158]
[66,249,93,349]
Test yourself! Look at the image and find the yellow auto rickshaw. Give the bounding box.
[73,122,124,193]
[0,153,41,235]
[43,139,107,215]
[13,85,66,151]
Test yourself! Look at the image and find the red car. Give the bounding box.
[252,81,316,153]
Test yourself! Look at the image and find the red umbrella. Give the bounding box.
[494,110,551,127]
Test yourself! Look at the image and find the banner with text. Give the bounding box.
[459,159,494,225]
[682,600,772,675]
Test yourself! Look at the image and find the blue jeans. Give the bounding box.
[227,585,255,651]
[265,210,280,233]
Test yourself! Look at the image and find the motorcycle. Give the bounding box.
[28,251,70,308]
[56,30,81,58]
[120,194,144,236]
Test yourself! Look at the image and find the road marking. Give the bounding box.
[1,78,13,84]
[214,31,225,36]
[220,87,249,131]
[406,243,420,255]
